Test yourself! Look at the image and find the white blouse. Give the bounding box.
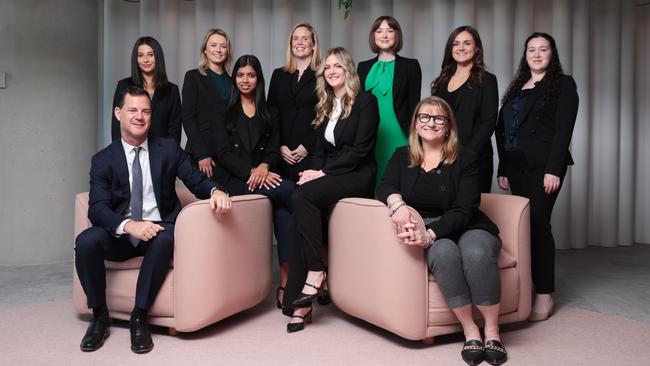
[324,98,342,146]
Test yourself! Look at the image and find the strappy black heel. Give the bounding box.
[286,308,313,333]
[292,273,327,306]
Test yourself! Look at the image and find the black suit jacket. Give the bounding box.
[181,69,229,161]
[111,78,182,143]
[376,146,498,240]
[496,75,579,177]
[213,107,281,195]
[310,92,379,192]
[357,54,422,136]
[435,72,498,159]
[267,67,317,152]
[87,136,219,232]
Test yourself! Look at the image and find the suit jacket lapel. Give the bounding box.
[110,140,130,194]
[148,138,163,207]
[393,55,404,102]
[295,69,315,94]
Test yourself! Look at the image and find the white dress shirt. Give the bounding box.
[324,98,342,146]
[115,139,162,235]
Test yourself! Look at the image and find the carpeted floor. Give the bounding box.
[2,294,650,366]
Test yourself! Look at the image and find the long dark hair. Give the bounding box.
[226,55,271,127]
[430,26,485,95]
[502,32,564,104]
[130,36,168,90]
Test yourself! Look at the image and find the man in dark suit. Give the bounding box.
[75,86,231,353]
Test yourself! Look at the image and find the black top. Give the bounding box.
[496,74,579,177]
[409,167,446,218]
[357,54,422,136]
[502,88,535,152]
[111,78,182,143]
[213,106,281,196]
[376,146,499,240]
[436,81,467,114]
[181,69,229,161]
[432,71,499,159]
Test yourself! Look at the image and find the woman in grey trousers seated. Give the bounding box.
[376,96,506,366]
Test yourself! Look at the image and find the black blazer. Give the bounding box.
[87,136,219,232]
[213,106,281,195]
[434,72,498,159]
[267,67,317,152]
[377,146,498,240]
[357,54,422,136]
[181,69,229,161]
[311,92,379,192]
[496,74,579,177]
[111,78,182,143]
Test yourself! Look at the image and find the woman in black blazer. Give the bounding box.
[283,47,379,332]
[431,26,498,193]
[377,96,506,366]
[496,32,578,322]
[267,23,321,182]
[111,37,182,142]
[214,55,294,308]
[182,28,233,180]
[357,16,421,183]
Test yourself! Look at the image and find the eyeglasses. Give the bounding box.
[416,113,449,125]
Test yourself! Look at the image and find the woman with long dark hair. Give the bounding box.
[431,25,498,193]
[182,28,233,181]
[283,47,379,332]
[111,36,182,142]
[357,16,421,185]
[496,32,578,322]
[268,23,321,183]
[214,55,294,309]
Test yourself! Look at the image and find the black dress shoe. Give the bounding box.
[484,339,507,365]
[130,316,153,354]
[80,317,110,352]
[461,339,485,366]
[286,308,312,333]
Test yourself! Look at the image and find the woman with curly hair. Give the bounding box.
[431,26,498,193]
[496,32,579,322]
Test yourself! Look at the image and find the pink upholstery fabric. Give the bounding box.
[328,193,532,341]
[73,188,272,332]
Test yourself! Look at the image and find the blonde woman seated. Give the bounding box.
[376,96,506,366]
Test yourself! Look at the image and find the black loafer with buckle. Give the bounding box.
[484,339,507,365]
[461,339,485,366]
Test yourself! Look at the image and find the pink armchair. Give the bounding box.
[73,188,272,334]
[327,193,531,343]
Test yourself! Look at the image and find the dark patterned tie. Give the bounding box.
[128,147,143,247]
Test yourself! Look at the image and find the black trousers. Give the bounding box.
[504,152,565,294]
[477,154,494,194]
[74,222,174,311]
[282,173,372,315]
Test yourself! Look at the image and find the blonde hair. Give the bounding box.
[283,23,321,73]
[408,96,459,167]
[313,47,360,128]
[198,28,232,76]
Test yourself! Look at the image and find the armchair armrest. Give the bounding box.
[328,198,429,341]
[173,194,272,332]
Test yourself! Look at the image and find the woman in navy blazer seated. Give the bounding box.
[111,37,182,143]
[214,55,295,308]
[267,23,321,183]
[377,96,506,366]
[283,47,379,332]
[182,28,233,181]
[357,15,421,184]
[431,26,498,193]
[496,32,578,322]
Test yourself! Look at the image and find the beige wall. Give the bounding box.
[0,0,98,264]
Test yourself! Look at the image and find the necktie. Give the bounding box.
[128,146,143,247]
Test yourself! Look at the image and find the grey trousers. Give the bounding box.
[425,225,502,309]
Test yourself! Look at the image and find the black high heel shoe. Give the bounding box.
[276,286,285,309]
[317,280,331,305]
[484,339,507,365]
[292,272,326,307]
[286,308,312,333]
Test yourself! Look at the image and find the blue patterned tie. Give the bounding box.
[128,147,143,247]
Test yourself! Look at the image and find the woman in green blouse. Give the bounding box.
[358,16,422,184]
